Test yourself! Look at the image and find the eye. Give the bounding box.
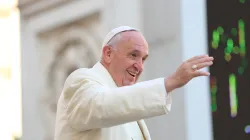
[142,56,148,62]
[131,53,137,57]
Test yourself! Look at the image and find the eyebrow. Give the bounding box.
[130,50,149,60]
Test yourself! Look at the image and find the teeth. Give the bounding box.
[128,71,136,77]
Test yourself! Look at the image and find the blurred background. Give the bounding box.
[0,0,249,140]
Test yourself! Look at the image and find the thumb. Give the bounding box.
[193,71,210,77]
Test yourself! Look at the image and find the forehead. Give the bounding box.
[119,31,149,54]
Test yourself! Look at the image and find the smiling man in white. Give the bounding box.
[54,26,214,140]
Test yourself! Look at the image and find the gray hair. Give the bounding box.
[106,32,122,50]
[100,30,138,60]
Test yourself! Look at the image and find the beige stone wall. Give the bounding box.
[19,1,104,140]
[37,14,102,140]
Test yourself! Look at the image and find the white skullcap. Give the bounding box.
[102,26,138,48]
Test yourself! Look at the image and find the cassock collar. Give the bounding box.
[92,61,118,88]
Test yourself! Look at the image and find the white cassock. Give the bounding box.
[54,62,172,140]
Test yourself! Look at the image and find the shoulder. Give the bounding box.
[63,67,99,87]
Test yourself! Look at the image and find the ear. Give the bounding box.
[102,45,113,63]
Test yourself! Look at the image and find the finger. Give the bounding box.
[193,71,210,77]
[191,56,214,65]
[186,54,208,63]
[196,61,213,70]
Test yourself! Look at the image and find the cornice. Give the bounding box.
[18,0,72,19]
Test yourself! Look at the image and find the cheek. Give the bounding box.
[112,57,135,74]
[124,61,135,72]
[111,59,126,74]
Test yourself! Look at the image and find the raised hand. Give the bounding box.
[165,55,214,93]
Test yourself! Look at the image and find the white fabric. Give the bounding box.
[102,26,138,48]
[54,62,172,140]
[123,121,145,140]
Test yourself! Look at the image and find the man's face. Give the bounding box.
[107,31,149,86]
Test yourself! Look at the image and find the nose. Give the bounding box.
[134,59,144,72]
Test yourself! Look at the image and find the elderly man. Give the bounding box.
[54,26,213,140]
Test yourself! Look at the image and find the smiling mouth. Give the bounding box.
[127,71,137,77]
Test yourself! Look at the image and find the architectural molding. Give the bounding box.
[18,0,71,19]
[24,0,103,33]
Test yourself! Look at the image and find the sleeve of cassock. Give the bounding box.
[63,75,172,131]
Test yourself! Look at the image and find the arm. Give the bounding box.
[64,77,171,131]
